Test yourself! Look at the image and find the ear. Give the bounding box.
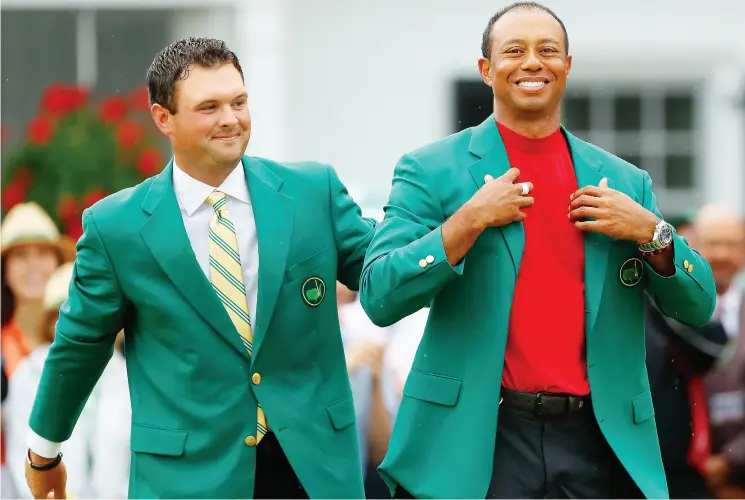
[150,103,173,137]
[566,54,573,79]
[478,57,492,87]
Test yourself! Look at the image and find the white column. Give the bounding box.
[700,66,745,214]
[76,10,98,87]
[170,7,237,47]
[169,2,286,158]
[230,0,288,159]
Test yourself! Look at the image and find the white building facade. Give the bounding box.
[3,0,744,216]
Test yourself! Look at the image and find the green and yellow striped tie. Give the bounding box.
[207,191,268,444]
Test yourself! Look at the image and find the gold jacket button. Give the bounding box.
[252,373,261,385]
[426,255,435,264]
[419,259,427,268]
[245,436,257,447]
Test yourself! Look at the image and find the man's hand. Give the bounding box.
[25,451,67,499]
[466,168,534,229]
[346,342,384,375]
[442,168,533,266]
[704,454,731,487]
[569,178,659,243]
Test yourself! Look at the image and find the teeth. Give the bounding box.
[518,81,546,87]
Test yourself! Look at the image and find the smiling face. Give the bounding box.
[4,244,60,304]
[151,62,251,176]
[479,8,571,123]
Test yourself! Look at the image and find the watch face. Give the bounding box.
[659,223,673,245]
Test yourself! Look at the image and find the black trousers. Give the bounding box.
[253,432,308,499]
[395,404,642,499]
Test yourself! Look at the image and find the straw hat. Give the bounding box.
[1,202,76,262]
[43,262,74,311]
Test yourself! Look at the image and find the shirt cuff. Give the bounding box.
[27,429,62,458]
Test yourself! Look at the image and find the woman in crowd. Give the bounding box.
[5,262,131,498]
[1,202,75,376]
[1,202,73,496]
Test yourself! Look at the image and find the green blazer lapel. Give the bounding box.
[243,157,294,361]
[564,129,616,337]
[140,160,249,360]
[467,115,524,276]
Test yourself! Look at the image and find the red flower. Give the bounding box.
[116,120,145,149]
[27,116,55,145]
[83,190,106,208]
[65,217,84,241]
[57,195,79,221]
[137,147,163,177]
[99,96,128,124]
[41,84,88,116]
[129,86,150,111]
[2,178,28,211]
[14,168,33,189]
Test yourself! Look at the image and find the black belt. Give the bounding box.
[500,388,591,417]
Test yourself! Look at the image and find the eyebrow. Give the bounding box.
[500,37,562,47]
[195,92,248,107]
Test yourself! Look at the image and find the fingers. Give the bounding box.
[569,194,602,209]
[569,206,603,222]
[514,182,534,195]
[573,220,597,231]
[484,174,494,183]
[518,196,535,208]
[570,186,603,200]
[599,177,609,189]
[500,167,520,182]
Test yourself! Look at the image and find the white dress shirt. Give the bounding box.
[717,287,742,340]
[28,160,260,459]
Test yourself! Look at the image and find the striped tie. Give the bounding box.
[207,191,268,444]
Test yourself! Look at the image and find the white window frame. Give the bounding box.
[562,81,703,215]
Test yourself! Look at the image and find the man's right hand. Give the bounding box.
[442,168,533,266]
[25,451,67,499]
[466,168,534,229]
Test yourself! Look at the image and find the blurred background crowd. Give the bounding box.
[1,0,745,498]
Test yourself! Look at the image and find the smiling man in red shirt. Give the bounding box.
[360,2,717,498]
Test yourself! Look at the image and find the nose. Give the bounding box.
[217,104,239,127]
[521,48,543,71]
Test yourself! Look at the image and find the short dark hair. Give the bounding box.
[481,2,569,59]
[146,37,244,114]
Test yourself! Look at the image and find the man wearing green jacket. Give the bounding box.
[24,37,374,499]
[359,3,716,499]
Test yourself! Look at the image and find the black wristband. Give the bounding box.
[27,450,63,471]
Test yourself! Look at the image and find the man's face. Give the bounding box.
[158,63,251,168]
[692,218,745,294]
[479,9,571,117]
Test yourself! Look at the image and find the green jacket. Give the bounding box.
[29,156,376,498]
[359,116,716,499]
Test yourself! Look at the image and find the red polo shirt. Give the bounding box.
[498,122,589,396]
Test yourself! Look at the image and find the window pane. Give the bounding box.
[1,10,77,155]
[614,96,641,131]
[665,155,695,188]
[96,10,174,98]
[562,94,590,130]
[665,95,693,131]
[452,80,493,132]
[621,154,642,169]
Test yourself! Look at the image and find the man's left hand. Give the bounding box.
[569,178,658,244]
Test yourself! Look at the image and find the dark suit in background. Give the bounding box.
[645,301,728,498]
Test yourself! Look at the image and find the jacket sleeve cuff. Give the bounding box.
[418,225,465,277]
[643,232,716,326]
[27,429,62,458]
